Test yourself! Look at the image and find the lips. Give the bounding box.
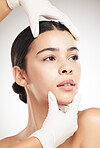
[57,79,75,91]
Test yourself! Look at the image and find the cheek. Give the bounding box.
[74,63,81,83]
[27,64,57,102]
[35,67,57,89]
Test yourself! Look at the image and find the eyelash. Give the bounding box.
[69,55,79,61]
[43,55,79,61]
[43,56,56,61]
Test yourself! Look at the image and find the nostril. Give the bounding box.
[62,70,67,73]
[70,70,72,73]
[62,69,73,74]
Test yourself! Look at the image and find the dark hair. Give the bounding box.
[11,21,71,103]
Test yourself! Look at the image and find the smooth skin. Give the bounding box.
[0,1,100,148]
[1,29,100,148]
[0,137,43,148]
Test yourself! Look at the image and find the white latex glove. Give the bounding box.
[31,91,81,148]
[7,0,79,39]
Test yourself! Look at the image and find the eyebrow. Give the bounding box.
[36,47,79,55]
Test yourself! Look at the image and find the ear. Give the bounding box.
[13,66,28,87]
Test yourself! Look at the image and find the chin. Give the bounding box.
[55,91,76,106]
[56,95,74,106]
[58,98,73,106]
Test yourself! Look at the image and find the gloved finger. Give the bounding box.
[66,93,81,115]
[71,93,81,105]
[29,15,39,38]
[7,0,20,9]
[42,5,79,40]
[48,91,59,112]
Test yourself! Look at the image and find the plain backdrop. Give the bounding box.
[0,0,100,139]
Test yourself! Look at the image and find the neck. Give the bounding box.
[28,93,48,130]
[17,91,48,140]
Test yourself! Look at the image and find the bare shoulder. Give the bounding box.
[78,108,100,148]
[0,137,11,148]
[78,108,100,127]
[78,108,100,123]
[0,136,19,148]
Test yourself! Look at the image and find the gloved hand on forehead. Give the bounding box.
[31,91,81,148]
[7,0,79,39]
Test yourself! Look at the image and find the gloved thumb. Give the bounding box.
[48,91,59,112]
[72,93,81,105]
[66,93,81,115]
[29,15,39,38]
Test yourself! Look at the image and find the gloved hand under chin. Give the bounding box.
[31,91,81,148]
[7,0,79,39]
[58,93,81,113]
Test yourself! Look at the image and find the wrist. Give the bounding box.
[32,128,55,148]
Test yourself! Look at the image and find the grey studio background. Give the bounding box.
[0,0,100,139]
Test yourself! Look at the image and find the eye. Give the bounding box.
[69,55,79,61]
[43,56,56,61]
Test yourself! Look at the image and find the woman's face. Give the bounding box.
[25,29,81,105]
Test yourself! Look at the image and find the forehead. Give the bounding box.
[29,30,76,53]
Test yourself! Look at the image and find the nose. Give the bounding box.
[58,64,73,75]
